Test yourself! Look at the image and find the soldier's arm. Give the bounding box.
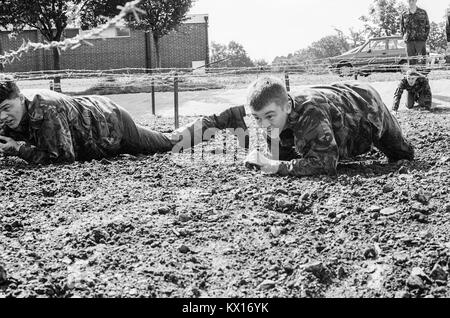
[18,107,76,164]
[393,80,406,111]
[446,17,450,43]
[277,107,339,177]
[424,11,430,38]
[400,14,405,36]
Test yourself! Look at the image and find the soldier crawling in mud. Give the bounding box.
[392,68,432,112]
[0,78,247,164]
[0,77,415,178]
[242,76,415,177]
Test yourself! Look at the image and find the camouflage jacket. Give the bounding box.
[446,15,450,42]
[3,90,125,164]
[393,77,432,110]
[272,83,395,177]
[400,8,430,42]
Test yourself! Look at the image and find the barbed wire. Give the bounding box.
[0,0,145,66]
[4,62,450,84]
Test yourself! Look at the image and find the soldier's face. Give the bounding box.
[251,101,291,138]
[408,0,417,8]
[407,75,418,86]
[0,96,25,130]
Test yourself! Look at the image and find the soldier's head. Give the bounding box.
[405,68,422,86]
[0,78,26,130]
[247,76,292,138]
[407,0,417,9]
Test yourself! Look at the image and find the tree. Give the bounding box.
[210,41,254,68]
[348,28,367,48]
[428,22,447,53]
[126,0,194,68]
[272,31,352,66]
[308,35,350,60]
[79,0,128,30]
[360,0,407,37]
[210,42,228,66]
[0,0,130,72]
[253,59,268,67]
[0,0,73,71]
[334,28,350,52]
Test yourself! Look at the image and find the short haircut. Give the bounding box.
[247,76,289,111]
[405,68,423,77]
[0,78,20,104]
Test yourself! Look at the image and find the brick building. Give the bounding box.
[0,14,209,72]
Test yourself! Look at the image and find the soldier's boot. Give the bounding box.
[374,107,415,163]
[171,105,249,151]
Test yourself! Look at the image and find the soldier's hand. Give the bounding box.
[244,149,280,175]
[0,136,20,156]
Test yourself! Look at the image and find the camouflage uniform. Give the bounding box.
[270,83,415,177]
[3,90,173,164]
[400,7,430,65]
[446,14,450,42]
[392,76,432,111]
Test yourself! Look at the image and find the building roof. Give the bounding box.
[185,14,208,24]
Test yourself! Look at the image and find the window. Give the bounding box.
[388,39,397,50]
[371,40,387,51]
[361,40,386,53]
[80,25,131,39]
[397,39,406,49]
[115,27,131,37]
[388,39,406,50]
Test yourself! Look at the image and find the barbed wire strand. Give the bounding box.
[0,0,145,66]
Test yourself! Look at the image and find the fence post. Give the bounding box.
[174,73,179,129]
[151,77,156,115]
[285,72,290,92]
[53,76,62,93]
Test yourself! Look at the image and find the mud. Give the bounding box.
[0,107,449,298]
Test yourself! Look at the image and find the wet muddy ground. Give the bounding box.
[0,106,449,298]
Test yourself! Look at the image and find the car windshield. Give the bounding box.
[343,45,363,55]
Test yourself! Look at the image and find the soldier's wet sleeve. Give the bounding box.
[393,80,407,111]
[17,108,75,164]
[277,106,339,177]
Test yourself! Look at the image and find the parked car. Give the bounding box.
[329,35,444,76]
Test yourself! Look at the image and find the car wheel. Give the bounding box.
[337,64,353,77]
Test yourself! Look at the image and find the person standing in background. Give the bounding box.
[400,0,430,66]
[446,7,450,48]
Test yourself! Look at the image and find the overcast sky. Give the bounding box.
[190,0,449,62]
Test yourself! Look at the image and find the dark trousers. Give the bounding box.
[406,91,432,110]
[117,107,246,155]
[118,108,174,155]
[341,83,415,163]
[406,41,427,66]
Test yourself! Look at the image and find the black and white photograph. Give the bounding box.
[0,0,449,305]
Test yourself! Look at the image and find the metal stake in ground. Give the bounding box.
[151,77,156,115]
[53,76,62,93]
[174,74,179,129]
[285,72,290,92]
